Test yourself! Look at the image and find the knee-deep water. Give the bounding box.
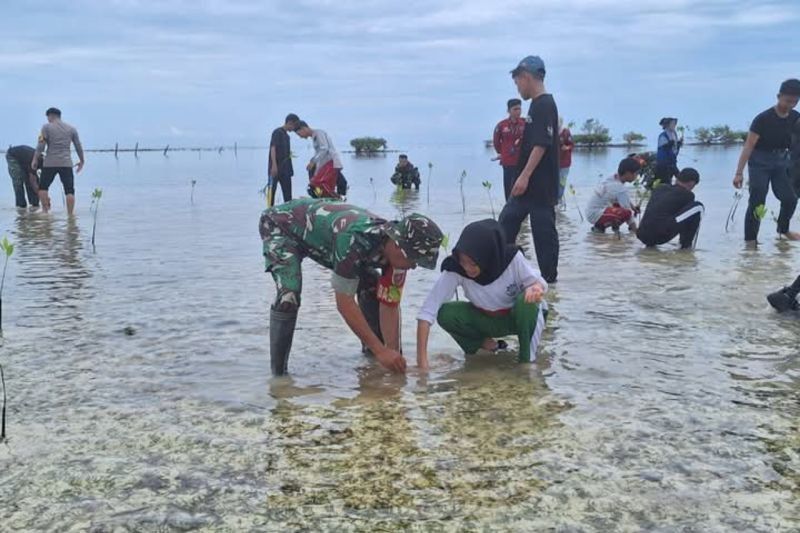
[0,144,798,531]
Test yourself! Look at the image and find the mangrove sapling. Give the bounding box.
[90,188,103,249]
[725,191,743,233]
[426,162,433,205]
[191,179,197,205]
[568,184,584,222]
[0,237,14,333]
[482,180,496,219]
[0,364,6,442]
[459,170,467,213]
[369,177,377,203]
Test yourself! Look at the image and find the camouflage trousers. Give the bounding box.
[260,216,380,312]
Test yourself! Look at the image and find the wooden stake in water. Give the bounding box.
[90,189,103,250]
[114,142,119,159]
[191,179,197,205]
[163,145,170,157]
[134,142,139,158]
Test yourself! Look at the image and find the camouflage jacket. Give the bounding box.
[261,198,406,303]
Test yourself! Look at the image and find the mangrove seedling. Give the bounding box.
[191,179,197,205]
[426,162,433,205]
[754,204,768,222]
[369,177,377,203]
[0,364,6,442]
[568,184,585,222]
[482,180,496,219]
[725,191,743,233]
[441,233,450,251]
[459,170,467,213]
[90,188,103,249]
[0,236,14,333]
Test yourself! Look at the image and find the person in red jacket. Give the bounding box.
[558,117,574,203]
[493,98,526,200]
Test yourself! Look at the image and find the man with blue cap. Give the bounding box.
[498,55,560,283]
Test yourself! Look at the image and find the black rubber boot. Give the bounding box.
[767,288,797,312]
[270,308,298,375]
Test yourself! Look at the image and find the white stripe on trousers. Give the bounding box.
[524,301,548,362]
[675,204,704,223]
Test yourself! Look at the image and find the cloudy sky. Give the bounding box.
[1,0,798,150]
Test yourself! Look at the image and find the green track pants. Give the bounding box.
[437,294,547,363]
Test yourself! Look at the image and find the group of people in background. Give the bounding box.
[259,58,800,378]
[5,107,84,215]
[266,114,347,207]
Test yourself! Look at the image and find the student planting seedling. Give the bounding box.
[585,157,642,234]
[259,198,443,375]
[416,219,547,370]
[637,168,704,249]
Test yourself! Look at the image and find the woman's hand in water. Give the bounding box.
[525,283,545,303]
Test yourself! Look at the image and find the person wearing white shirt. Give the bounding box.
[416,219,547,370]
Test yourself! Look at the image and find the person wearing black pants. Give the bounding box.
[5,145,40,208]
[498,55,560,283]
[268,113,300,207]
[768,275,800,312]
[733,79,800,243]
[637,168,703,249]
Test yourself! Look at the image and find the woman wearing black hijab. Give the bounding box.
[416,219,548,369]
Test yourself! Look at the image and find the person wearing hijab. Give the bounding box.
[654,117,682,187]
[415,219,548,370]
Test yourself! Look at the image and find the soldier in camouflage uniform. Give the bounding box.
[259,197,443,375]
[390,154,421,190]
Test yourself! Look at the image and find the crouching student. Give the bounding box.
[585,157,642,233]
[415,219,548,370]
[637,168,704,249]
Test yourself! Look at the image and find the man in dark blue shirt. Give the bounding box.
[498,55,560,283]
[5,145,41,208]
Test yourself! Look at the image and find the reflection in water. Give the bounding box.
[262,356,567,528]
[11,213,91,329]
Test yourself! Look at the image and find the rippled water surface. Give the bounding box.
[1,144,799,531]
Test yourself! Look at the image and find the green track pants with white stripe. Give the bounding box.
[437,293,547,363]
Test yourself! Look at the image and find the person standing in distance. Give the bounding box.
[32,107,84,215]
[268,113,300,207]
[733,79,800,244]
[498,56,560,283]
[493,98,525,200]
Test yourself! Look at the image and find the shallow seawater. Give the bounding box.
[0,144,799,531]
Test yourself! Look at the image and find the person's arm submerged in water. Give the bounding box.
[415,272,459,370]
[335,291,406,372]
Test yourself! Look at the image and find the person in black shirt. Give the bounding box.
[498,55,560,283]
[637,168,704,249]
[268,113,300,207]
[5,145,41,208]
[734,79,800,243]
